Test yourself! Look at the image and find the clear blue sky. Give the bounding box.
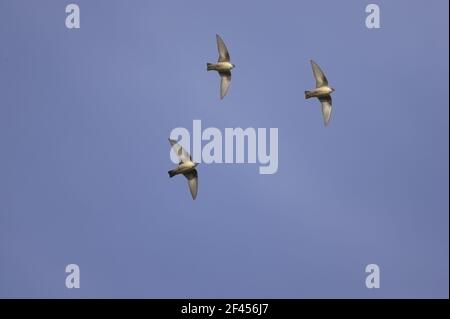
[0,0,448,298]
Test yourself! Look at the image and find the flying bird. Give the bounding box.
[207,34,235,99]
[305,60,335,126]
[168,139,199,200]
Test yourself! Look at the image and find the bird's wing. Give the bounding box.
[183,169,198,200]
[219,71,232,99]
[216,34,230,62]
[311,60,328,88]
[168,138,191,163]
[319,96,332,126]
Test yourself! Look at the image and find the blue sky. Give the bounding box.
[0,0,448,298]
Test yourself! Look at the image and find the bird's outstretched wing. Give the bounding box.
[169,139,191,163]
[219,71,231,99]
[183,169,198,200]
[311,60,328,88]
[216,34,230,62]
[319,96,332,126]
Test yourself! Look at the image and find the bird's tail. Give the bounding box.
[207,63,214,71]
[305,91,313,99]
[168,170,177,178]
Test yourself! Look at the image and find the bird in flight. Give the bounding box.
[168,139,199,200]
[207,34,235,99]
[305,60,335,126]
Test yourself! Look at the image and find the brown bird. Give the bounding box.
[207,34,235,99]
[168,139,199,200]
[305,60,335,126]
